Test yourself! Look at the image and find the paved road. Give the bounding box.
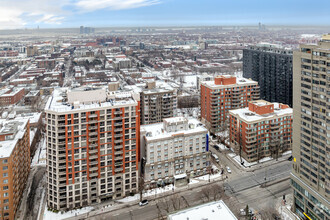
[71,160,291,220]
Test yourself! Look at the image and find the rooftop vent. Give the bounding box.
[244,112,255,116]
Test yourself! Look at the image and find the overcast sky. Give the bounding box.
[1,0,330,29]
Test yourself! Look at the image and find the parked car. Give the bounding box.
[288,156,293,161]
[213,145,220,151]
[226,166,232,173]
[139,199,149,206]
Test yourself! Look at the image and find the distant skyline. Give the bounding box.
[1,0,330,30]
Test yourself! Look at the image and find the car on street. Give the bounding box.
[211,153,220,163]
[288,156,293,161]
[139,199,148,206]
[213,145,220,151]
[226,166,232,173]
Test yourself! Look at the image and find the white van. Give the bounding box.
[212,154,220,163]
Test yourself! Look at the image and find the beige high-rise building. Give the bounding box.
[291,35,329,220]
[45,87,141,211]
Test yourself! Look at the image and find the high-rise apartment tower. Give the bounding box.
[290,35,329,220]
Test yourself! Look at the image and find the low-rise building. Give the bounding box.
[229,100,293,163]
[141,117,210,188]
[0,88,25,106]
[0,119,30,219]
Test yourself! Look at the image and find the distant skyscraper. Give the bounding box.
[243,43,293,106]
[290,35,329,220]
[79,26,95,34]
[80,26,84,34]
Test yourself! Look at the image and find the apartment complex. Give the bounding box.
[243,43,293,106]
[140,81,177,125]
[200,75,260,134]
[291,35,330,220]
[0,119,30,220]
[229,100,292,163]
[45,87,140,210]
[0,88,25,106]
[141,117,209,188]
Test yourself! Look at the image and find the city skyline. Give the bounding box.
[1,0,330,29]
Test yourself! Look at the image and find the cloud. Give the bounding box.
[75,0,161,12]
[0,0,68,29]
[0,0,161,29]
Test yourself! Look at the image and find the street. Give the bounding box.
[67,159,291,220]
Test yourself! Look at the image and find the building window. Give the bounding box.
[3,173,8,178]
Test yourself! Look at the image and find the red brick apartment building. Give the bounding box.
[229,100,293,162]
[0,119,30,220]
[0,88,25,106]
[200,75,260,134]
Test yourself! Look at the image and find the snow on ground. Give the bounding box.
[189,179,199,185]
[218,143,228,151]
[229,151,290,168]
[31,137,47,166]
[195,173,222,181]
[183,75,197,88]
[118,184,175,203]
[30,128,37,145]
[43,206,93,220]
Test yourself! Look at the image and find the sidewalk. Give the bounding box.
[226,150,291,172]
[276,193,299,220]
[63,174,225,220]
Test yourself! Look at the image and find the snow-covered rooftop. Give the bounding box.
[168,200,237,220]
[0,118,29,158]
[229,102,292,123]
[45,87,139,113]
[201,76,258,89]
[142,117,207,142]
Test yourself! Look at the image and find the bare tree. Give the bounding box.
[170,195,182,211]
[260,207,280,220]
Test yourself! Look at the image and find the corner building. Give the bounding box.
[141,117,209,188]
[0,119,30,220]
[291,35,329,220]
[201,75,260,134]
[45,87,140,210]
[229,100,292,163]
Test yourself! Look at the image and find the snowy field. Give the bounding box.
[195,173,222,181]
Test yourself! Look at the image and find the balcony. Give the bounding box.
[89,137,98,142]
[90,172,98,177]
[89,132,98,136]
[89,160,98,166]
[89,148,98,154]
[88,126,98,130]
[115,167,123,172]
[89,166,99,172]
[89,120,98,124]
[114,133,123,138]
[89,143,98,148]
[89,114,98,118]
[114,139,123,144]
[89,154,98,160]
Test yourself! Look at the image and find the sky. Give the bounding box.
[1,0,330,29]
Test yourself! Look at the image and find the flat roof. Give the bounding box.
[201,76,258,89]
[168,200,237,220]
[141,117,207,142]
[45,87,138,113]
[0,118,28,158]
[229,103,292,123]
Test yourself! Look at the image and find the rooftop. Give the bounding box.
[0,118,29,158]
[201,75,258,89]
[45,86,139,113]
[168,200,237,220]
[229,102,292,123]
[142,117,207,142]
